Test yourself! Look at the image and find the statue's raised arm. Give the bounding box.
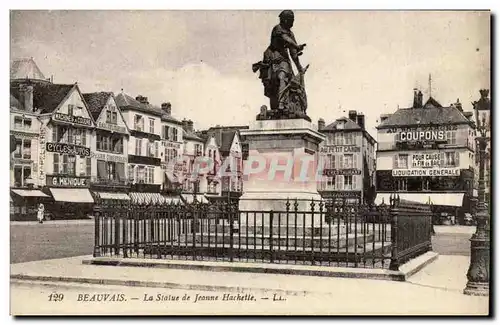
[252,10,311,121]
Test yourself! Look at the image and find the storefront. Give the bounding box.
[10,188,52,221]
[45,175,95,219]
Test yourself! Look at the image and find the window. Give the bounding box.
[135,138,142,155]
[327,154,336,169]
[335,175,343,190]
[195,144,202,156]
[53,154,59,174]
[422,179,431,191]
[106,111,111,123]
[14,138,22,158]
[326,176,335,190]
[344,154,353,169]
[22,139,31,159]
[146,167,154,184]
[155,142,159,158]
[165,148,177,164]
[397,179,408,191]
[68,104,74,116]
[148,140,155,157]
[134,115,144,131]
[129,165,135,182]
[162,126,170,140]
[344,175,353,190]
[394,154,408,169]
[149,118,155,134]
[335,133,343,145]
[442,152,460,167]
[173,128,178,141]
[111,112,118,124]
[13,117,31,131]
[337,155,344,169]
[97,160,107,179]
[446,131,457,145]
[344,133,355,145]
[86,157,91,176]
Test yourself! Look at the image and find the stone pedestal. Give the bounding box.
[239,118,326,226]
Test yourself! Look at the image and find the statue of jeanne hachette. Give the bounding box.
[253,10,310,121]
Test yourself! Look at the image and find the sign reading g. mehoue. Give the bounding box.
[46,142,91,157]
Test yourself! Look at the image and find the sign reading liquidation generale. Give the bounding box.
[46,142,91,157]
[392,168,460,177]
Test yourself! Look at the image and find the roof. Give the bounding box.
[323,117,362,131]
[10,58,46,81]
[114,92,163,117]
[219,131,236,154]
[161,113,183,125]
[377,97,471,128]
[82,92,113,120]
[183,129,203,142]
[10,81,74,114]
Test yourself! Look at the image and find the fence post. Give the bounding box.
[93,203,101,257]
[229,202,234,262]
[389,194,400,271]
[114,201,121,256]
[269,210,274,263]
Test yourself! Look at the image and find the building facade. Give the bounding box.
[317,111,377,204]
[181,120,207,203]
[159,102,184,196]
[83,92,130,201]
[116,93,164,204]
[375,91,476,223]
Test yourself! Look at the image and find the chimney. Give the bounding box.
[412,89,418,108]
[357,114,365,130]
[348,110,357,122]
[318,118,325,131]
[455,98,463,112]
[161,102,172,115]
[19,84,34,112]
[182,119,189,132]
[135,95,149,105]
[417,91,423,108]
[187,120,194,133]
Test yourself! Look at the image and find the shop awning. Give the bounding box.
[11,189,50,198]
[95,192,131,201]
[129,192,169,205]
[375,193,465,207]
[181,194,209,204]
[49,188,94,203]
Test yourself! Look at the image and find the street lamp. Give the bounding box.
[464,97,490,296]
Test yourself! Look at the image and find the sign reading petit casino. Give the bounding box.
[46,175,89,187]
[392,168,460,177]
[53,113,92,126]
[46,142,91,157]
[320,146,360,154]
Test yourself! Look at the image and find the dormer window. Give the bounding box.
[337,122,345,130]
[68,104,74,116]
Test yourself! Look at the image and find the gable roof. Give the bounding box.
[10,81,75,114]
[82,92,113,121]
[115,92,163,117]
[183,129,203,142]
[11,58,47,81]
[377,99,472,128]
[323,117,362,131]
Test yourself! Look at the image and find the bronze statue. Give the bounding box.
[253,10,310,121]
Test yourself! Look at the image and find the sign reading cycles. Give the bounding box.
[46,142,91,157]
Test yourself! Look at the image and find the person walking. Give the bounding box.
[37,203,44,224]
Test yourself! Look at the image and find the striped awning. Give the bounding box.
[49,188,94,203]
[181,194,209,204]
[11,189,50,198]
[95,192,131,201]
[375,193,465,207]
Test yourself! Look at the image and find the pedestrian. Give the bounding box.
[37,203,44,224]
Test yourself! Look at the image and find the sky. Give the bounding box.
[10,10,491,137]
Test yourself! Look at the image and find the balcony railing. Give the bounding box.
[377,139,475,151]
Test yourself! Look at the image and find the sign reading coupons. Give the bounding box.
[392,168,460,177]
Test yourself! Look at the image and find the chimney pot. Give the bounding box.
[161,102,172,115]
[19,84,34,112]
[357,114,365,130]
[318,118,325,131]
[348,110,357,122]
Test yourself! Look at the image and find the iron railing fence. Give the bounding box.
[93,194,431,270]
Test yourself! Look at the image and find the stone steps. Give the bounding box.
[176,232,376,249]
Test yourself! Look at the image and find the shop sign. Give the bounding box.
[97,122,127,134]
[392,168,460,177]
[386,125,457,134]
[46,142,91,157]
[92,152,127,163]
[397,130,446,142]
[330,191,361,199]
[320,146,360,154]
[164,141,181,149]
[53,113,92,126]
[38,123,47,181]
[46,175,90,187]
[323,169,362,176]
[411,152,441,168]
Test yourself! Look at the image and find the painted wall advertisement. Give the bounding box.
[92,152,127,163]
[46,142,91,157]
[53,113,92,126]
[320,145,360,154]
[38,121,47,182]
[411,152,440,168]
